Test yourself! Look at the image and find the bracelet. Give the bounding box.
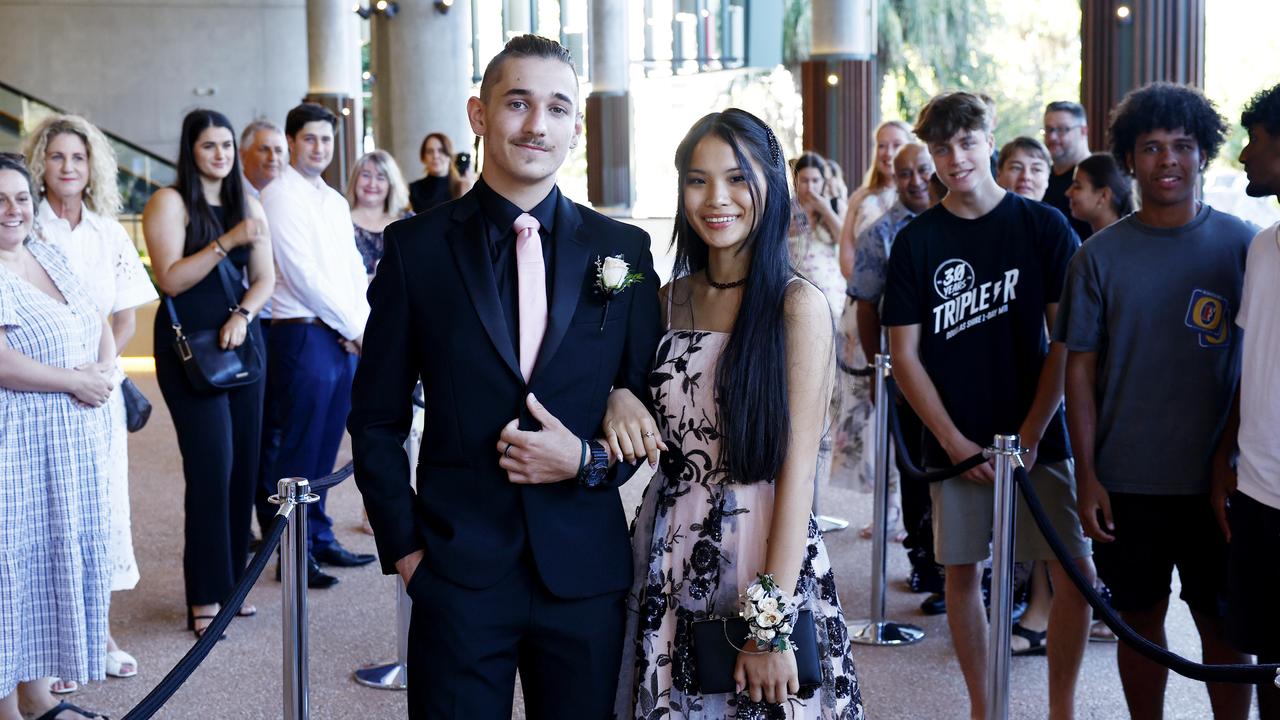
[576,439,589,477]
[740,573,798,653]
[210,239,228,258]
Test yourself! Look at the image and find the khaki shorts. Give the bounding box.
[930,458,1092,566]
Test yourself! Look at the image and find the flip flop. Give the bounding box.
[1089,619,1118,643]
[1011,622,1047,656]
[32,700,109,720]
[105,648,138,678]
[237,605,257,618]
[49,678,78,694]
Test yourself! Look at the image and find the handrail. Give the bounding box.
[0,79,175,166]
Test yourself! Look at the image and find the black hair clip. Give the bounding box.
[765,128,782,168]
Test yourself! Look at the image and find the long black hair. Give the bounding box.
[174,109,247,256]
[671,108,794,485]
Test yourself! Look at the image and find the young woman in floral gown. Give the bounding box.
[609,109,865,720]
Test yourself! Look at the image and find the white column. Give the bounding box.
[375,0,473,179]
[811,0,874,59]
[307,0,357,94]
[588,0,627,92]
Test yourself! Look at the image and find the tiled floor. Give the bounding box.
[54,370,1265,719]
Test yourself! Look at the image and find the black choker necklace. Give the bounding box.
[706,271,747,289]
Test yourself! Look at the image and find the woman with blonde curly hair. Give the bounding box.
[23,115,157,684]
[345,150,413,278]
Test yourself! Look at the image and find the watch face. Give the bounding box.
[583,442,610,487]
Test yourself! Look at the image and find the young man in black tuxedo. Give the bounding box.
[348,35,661,719]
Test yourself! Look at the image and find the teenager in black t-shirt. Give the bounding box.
[882,91,1095,720]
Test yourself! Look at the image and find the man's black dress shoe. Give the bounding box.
[314,542,376,567]
[920,592,947,615]
[275,556,340,589]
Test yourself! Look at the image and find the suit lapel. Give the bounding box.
[531,195,587,381]
[447,195,522,381]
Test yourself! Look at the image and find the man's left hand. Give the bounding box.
[497,393,582,484]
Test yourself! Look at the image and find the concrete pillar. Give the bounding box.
[801,0,877,183]
[1082,0,1205,150]
[371,0,473,185]
[586,0,632,211]
[306,0,360,191]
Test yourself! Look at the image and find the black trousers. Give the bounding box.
[895,398,944,592]
[253,319,282,535]
[154,325,264,607]
[405,553,625,719]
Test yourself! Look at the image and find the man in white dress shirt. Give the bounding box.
[260,103,374,586]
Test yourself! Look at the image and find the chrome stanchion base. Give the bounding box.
[354,661,408,690]
[817,515,850,532]
[847,619,926,646]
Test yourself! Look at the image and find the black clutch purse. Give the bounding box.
[689,610,822,695]
[120,376,152,432]
[164,259,263,395]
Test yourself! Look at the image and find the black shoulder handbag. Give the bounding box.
[690,609,822,695]
[164,258,264,395]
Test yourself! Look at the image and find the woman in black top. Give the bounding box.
[406,132,472,212]
[142,109,274,639]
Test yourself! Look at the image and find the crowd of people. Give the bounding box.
[1,29,1279,720]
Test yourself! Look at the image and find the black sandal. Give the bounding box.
[186,607,225,641]
[33,700,109,720]
[1011,622,1047,656]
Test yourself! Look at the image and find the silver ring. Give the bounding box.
[503,443,513,458]
[643,431,655,438]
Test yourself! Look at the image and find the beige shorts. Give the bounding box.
[929,458,1092,566]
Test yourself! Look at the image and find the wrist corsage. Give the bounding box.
[741,573,798,653]
[595,254,644,331]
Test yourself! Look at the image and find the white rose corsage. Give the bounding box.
[741,573,798,653]
[594,254,644,330]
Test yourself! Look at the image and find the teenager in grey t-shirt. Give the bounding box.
[1054,204,1253,495]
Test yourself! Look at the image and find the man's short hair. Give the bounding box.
[240,117,283,147]
[1045,101,1087,123]
[479,34,577,103]
[1241,83,1280,135]
[998,136,1052,170]
[914,92,991,144]
[1108,82,1228,166]
[285,103,338,138]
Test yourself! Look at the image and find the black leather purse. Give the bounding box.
[690,609,822,695]
[120,376,151,432]
[164,258,263,395]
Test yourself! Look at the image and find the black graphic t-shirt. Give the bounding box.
[882,192,1079,468]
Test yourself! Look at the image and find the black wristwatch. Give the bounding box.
[577,440,610,489]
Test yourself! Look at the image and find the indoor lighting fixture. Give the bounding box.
[826,73,839,86]
[1115,5,1132,23]
[434,0,453,13]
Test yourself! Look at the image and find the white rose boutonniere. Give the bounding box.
[594,254,644,330]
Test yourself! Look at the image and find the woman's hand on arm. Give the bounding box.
[602,387,667,467]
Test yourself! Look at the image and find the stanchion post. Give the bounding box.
[849,353,925,646]
[274,477,319,720]
[986,434,1020,720]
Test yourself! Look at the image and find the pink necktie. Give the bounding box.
[513,213,546,382]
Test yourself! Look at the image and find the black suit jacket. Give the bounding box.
[349,187,662,599]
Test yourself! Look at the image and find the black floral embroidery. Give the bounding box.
[621,330,864,719]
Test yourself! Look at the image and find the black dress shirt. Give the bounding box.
[473,178,558,359]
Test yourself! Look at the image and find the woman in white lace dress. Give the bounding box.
[25,116,157,681]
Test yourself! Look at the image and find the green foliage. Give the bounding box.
[877,0,999,122]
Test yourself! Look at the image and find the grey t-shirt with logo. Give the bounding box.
[1053,205,1253,495]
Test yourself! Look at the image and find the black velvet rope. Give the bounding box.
[837,359,875,378]
[121,512,289,720]
[310,460,355,492]
[1013,466,1280,685]
[884,377,987,483]
[120,463,356,719]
